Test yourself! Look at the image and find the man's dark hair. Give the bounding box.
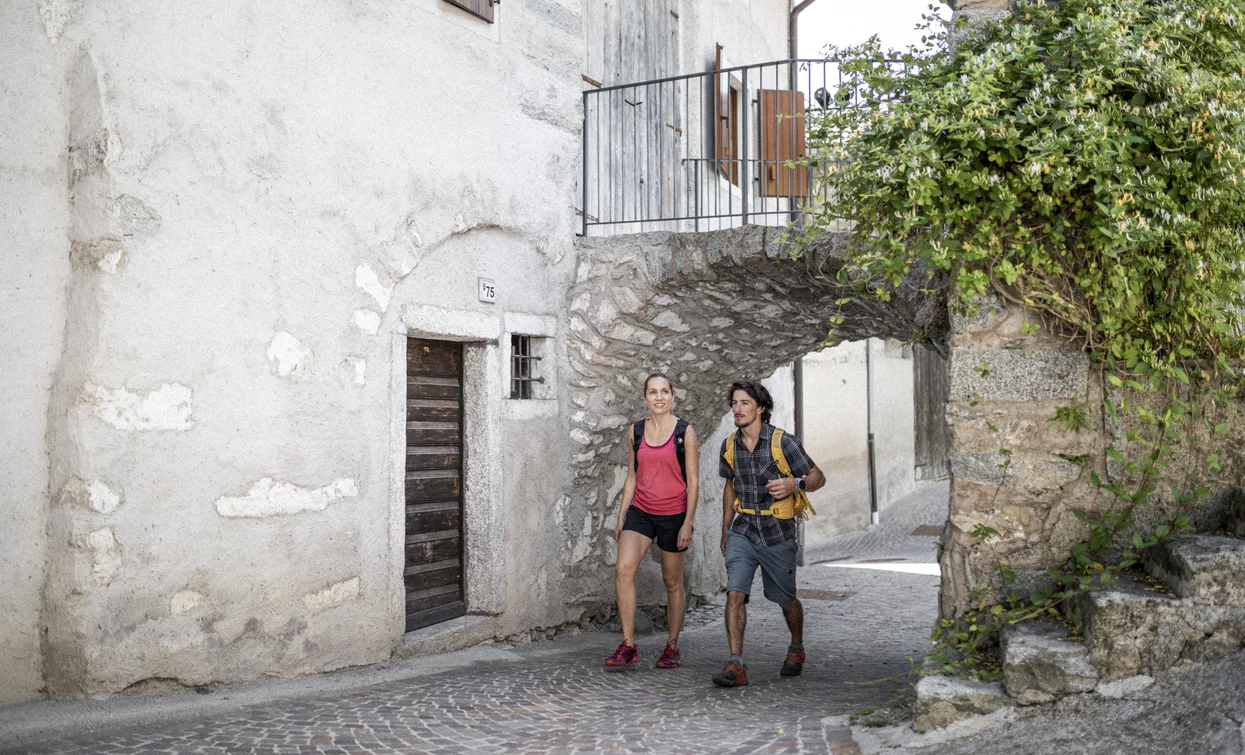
[727,380,773,424]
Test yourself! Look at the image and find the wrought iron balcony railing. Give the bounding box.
[579,58,872,236]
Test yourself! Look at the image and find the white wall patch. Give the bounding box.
[349,358,366,386]
[170,589,205,616]
[353,309,381,335]
[79,528,122,586]
[80,383,193,431]
[301,577,360,614]
[569,514,593,563]
[56,477,123,514]
[39,0,81,45]
[355,265,392,311]
[215,477,358,518]
[267,331,313,378]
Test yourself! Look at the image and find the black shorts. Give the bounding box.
[622,506,688,553]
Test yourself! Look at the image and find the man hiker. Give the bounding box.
[713,380,825,688]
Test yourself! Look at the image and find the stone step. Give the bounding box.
[1000,620,1098,704]
[1065,570,1184,682]
[1143,534,1245,605]
[1067,570,1245,682]
[913,674,1015,732]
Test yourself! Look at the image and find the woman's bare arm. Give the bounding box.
[677,424,700,549]
[615,426,638,541]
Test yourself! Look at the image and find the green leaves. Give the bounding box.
[806,0,1245,683]
[1051,402,1091,433]
[971,523,1000,540]
[806,0,1245,371]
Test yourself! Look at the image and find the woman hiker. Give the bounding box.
[605,373,700,670]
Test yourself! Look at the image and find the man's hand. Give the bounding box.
[677,523,694,551]
[765,477,801,500]
[720,532,728,555]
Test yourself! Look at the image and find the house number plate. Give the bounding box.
[478,278,497,303]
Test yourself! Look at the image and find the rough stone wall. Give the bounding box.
[939,299,1243,618]
[563,227,946,609]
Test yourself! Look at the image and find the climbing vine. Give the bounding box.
[797,0,1245,678]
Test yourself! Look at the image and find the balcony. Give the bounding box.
[579,58,859,237]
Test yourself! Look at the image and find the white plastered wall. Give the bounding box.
[801,339,916,541]
[0,2,70,704]
[8,0,581,700]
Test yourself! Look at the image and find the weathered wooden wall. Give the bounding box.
[914,343,950,480]
[583,0,683,231]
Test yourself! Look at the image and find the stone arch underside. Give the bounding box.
[560,226,948,608]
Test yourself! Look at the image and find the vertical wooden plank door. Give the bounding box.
[405,338,466,632]
[913,343,951,481]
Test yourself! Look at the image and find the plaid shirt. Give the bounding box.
[719,423,816,547]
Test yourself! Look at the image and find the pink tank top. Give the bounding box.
[633,433,688,516]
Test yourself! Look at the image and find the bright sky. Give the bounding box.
[798,0,949,58]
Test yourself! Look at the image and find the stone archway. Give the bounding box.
[560,226,948,611]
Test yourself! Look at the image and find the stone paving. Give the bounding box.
[0,485,949,755]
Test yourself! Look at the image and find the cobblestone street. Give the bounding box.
[0,485,949,755]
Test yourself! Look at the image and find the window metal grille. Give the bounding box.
[510,334,543,399]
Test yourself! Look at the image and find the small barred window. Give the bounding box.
[510,334,543,399]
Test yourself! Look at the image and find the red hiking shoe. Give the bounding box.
[712,660,749,687]
[604,640,639,669]
[780,647,805,677]
[655,643,681,669]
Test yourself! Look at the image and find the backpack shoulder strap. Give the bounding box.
[674,418,689,482]
[724,431,737,470]
[771,428,793,476]
[632,420,645,465]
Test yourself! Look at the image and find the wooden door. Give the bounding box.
[913,343,950,481]
[405,338,466,632]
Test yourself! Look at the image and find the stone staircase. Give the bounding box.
[915,532,1245,731]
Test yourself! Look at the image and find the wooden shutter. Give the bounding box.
[405,338,467,632]
[759,89,807,197]
[714,44,738,186]
[443,0,494,23]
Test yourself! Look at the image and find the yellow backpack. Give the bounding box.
[724,428,816,520]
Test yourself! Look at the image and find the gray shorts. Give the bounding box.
[724,530,798,605]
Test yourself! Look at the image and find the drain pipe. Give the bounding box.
[865,339,880,525]
[790,0,818,63]
[788,0,818,229]
[794,357,805,566]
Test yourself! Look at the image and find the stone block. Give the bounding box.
[1069,573,1189,682]
[948,0,1014,11]
[949,348,1088,403]
[950,450,1082,492]
[913,675,1015,732]
[1095,675,1154,698]
[1144,535,1245,605]
[947,400,1099,456]
[1001,620,1098,704]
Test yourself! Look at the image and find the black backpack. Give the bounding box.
[632,418,689,482]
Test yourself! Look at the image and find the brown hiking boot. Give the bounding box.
[780,647,805,677]
[712,660,748,687]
